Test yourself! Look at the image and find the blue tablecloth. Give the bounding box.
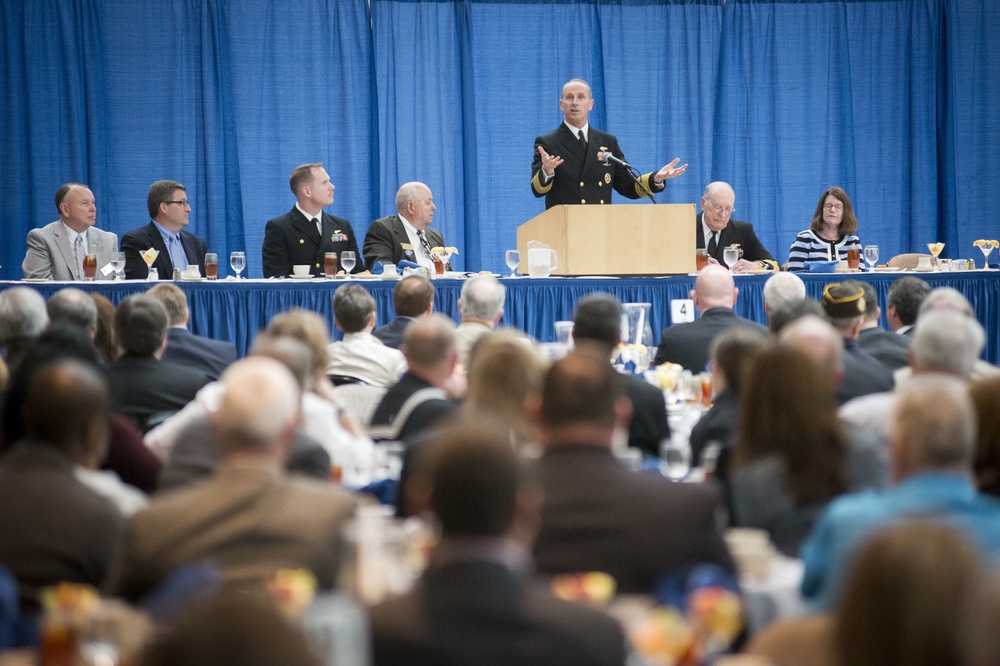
[4,271,999,363]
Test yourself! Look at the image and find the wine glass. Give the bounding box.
[659,435,691,481]
[977,241,997,270]
[505,249,520,277]
[722,246,740,269]
[110,252,126,281]
[340,251,356,274]
[140,248,158,279]
[927,242,944,269]
[863,245,879,271]
[229,251,246,279]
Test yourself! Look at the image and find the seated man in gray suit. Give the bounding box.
[23,182,118,281]
[364,182,446,271]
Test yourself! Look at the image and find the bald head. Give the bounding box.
[780,314,844,382]
[214,358,300,456]
[890,375,975,480]
[692,265,738,311]
[401,314,457,383]
[703,181,735,200]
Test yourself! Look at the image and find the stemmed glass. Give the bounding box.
[863,245,879,271]
[110,252,126,281]
[505,250,520,277]
[927,242,945,269]
[229,251,246,279]
[976,241,997,270]
[722,246,740,270]
[140,248,159,280]
[340,251,356,274]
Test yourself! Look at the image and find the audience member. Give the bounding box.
[969,376,1000,498]
[696,182,777,271]
[849,280,910,371]
[800,375,1000,610]
[105,295,209,432]
[762,271,805,321]
[326,284,406,387]
[364,182,446,271]
[90,294,121,363]
[652,264,767,371]
[766,298,823,337]
[572,294,670,457]
[819,282,893,403]
[962,566,1000,666]
[453,275,506,369]
[122,180,208,280]
[147,283,237,381]
[729,345,886,556]
[46,287,98,338]
[906,286,1000,381]
[885,275,930,335]
[106,357,357,603]
[372,275,435,349]
[531,352,735,594]
[263,163,364,278]
[22,182,118,281]
[370,417,627,666]
[0,360,125,612]
[0,286,47,371]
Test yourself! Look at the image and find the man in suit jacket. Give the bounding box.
[530,79,687,208]
[262,163,364,278]
[653,265,768,371]
[364,182,446,270]
[532,352,736,596]
[373,275,435,349]
[695,182,778,271]
[105,357,357,603]
[371,418,627,666]
[886,276,931,336]
[22,183,118,281]
[147,283,237,381]
[105,295,209,432]
[121,180,208,280]
[852,281,911,371]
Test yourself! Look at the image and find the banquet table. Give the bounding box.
[3,270,999,362]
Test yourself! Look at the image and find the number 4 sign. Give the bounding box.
[671,299,695,325]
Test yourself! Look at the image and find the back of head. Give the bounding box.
[919,286,974,318]
[540,350,622,432]
[836,521,980,666]
[90,293,120,363]
[891,374,975,476]
[262,308,331,378]
[767,298,824,336]
[393,275,435,317]
[22,359,110,464]
[708,326,769,393]
[249,334,313,391]
[429,417,528,538]
[779,314,844,379]
[401,313,456,371]
[466,332,546,442]
[47,288,99,335]
[394,181,424,213]
[289,163,322,196]
[572,293,622,350]
[910,309,985,378]
[763,272,806,313]
[851,280,880,323]
[214,357,300,455]
[821,282,866,333]
[0,286,47,346]
[333,284,376,333]
[459,275,506,322]
[693,265,737,309]
[969,376,1000,493]
[147,282,190,326]
[115,295,169,356]
[887,276,931,326]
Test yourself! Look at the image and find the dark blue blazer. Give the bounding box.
[372,317,415,350]
[121,221,208,280]
[162,327,238,381]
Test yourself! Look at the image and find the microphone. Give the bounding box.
[598,151,631,168]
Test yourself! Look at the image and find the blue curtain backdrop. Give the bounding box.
[2,0,999,280]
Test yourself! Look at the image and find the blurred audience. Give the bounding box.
[762,271,805,322]
[0,286,48,371]
[970,376,1000,498]
[326,284,406,388]
[46,287,98,339]
[849,280,910,371]
[454,275,506,369]
[90,293,121,363]
[885,275,931,335]
[372,274,435,349]
[819,282,893,403]
[147,283,237,381]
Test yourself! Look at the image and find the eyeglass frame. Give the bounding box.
[164,200,191,207]
[702,198,735,216]
[823,202,844,212]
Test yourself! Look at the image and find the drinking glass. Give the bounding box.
[863,245,879,271]
[229,251,246,279]
[505,250,520,277]
[659,435,691,481]
[204,252,218,279]
[83,240,98,281]
[722,246,740,269]
[324,252,338,277]
[110,252,126,281]
[927,242,944,269]
[141,249,158,279]
[340,251,356,274]
[979,242,996,270]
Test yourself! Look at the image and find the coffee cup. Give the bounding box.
[184,264,200,278]
[916,256,933,270]
[292,264,310,277]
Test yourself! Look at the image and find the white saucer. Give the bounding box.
[913,267,935,273]
[874,267,903,273]
[289,274,315,280]
[180,276,204,282]
[22,277,50,283]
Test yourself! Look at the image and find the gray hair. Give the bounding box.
[911,309,986,378]
[892,374,975,472]
[919,287,975,318]
[395,182,428,213]
[702,181,735,200]
[47,288,99,335]
[459,275,506,321]
[0,287,48,343]
[764,272,806,312]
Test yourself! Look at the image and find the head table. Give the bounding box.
[2,271,998,363]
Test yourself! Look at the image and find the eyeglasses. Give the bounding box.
[704,199,735,216]
[165,200,190,207]
[824,203,844,212]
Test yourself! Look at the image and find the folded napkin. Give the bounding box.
[396,260,421,270]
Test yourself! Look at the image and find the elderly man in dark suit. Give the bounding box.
[262,163,364,278]
[532,352,735,595]
[530,78,686,208]
[653,264,768,371]
[371,417,627,666]
[147,283,237,381]
[122,180,208,280]
[364,182,446,270]
[695,181,778,272]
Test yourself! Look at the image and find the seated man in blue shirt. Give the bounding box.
[121,180,208,280]
[800,375,1000,610]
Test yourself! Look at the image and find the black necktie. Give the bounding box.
[577,130,587,151]
[707,232,719,258]
[312,217,321,238]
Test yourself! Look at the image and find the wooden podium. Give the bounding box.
[516,204,697,276]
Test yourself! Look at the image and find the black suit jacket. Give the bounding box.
[370,557,627,666]
[623,374,670,457]
[162,327,238,381]
[370,372,457,443]
[857,326,911,372]
[262,207,364,278]
[534,445,735,595]
[106,355,209,430]
[363,215,445,268]
[836,339,895,405]
[530,124,663,208]
[695,213,777,266]
[653,307,769,372]
[121,222,208,280]
[372,317,414,350]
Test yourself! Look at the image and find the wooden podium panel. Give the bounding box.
[516,204,697,275]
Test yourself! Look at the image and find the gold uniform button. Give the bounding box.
[579,182,584,187]
[315,263,321,268]
[299,239,305,244]
[598,181,603,187]
[581,199,586,204]
[600,200,605,204]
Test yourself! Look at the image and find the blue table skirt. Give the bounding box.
[4,271,999,364]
